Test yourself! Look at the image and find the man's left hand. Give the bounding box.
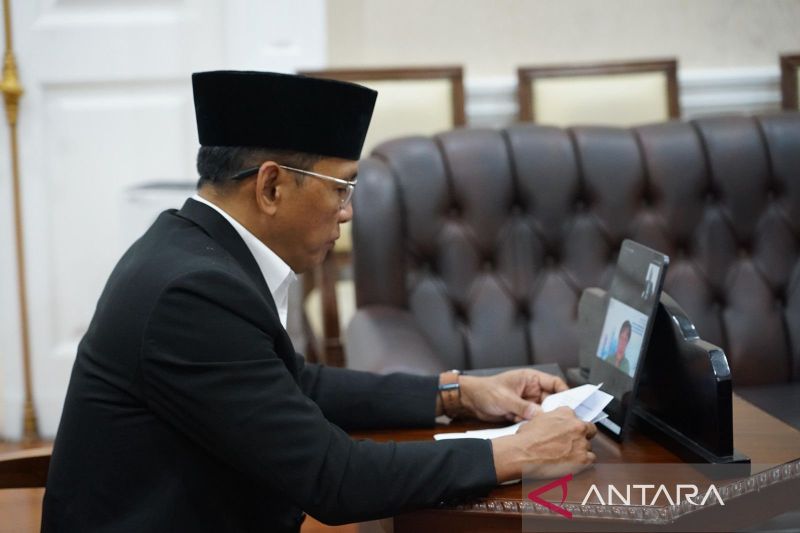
[459,369,569,423]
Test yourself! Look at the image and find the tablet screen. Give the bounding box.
[589,239,669,439]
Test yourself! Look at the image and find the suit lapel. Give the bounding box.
[175,198,280,318]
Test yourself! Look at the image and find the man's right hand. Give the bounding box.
[490,406,597,483]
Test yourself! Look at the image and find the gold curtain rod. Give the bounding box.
[2,0,40,442]
[2,0,11,53]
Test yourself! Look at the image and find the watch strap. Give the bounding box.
[438,369,461,418]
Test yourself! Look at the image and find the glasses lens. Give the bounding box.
[341,185,355,209]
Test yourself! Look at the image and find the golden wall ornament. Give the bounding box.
[2,0,40,443]
[1,49,22,124]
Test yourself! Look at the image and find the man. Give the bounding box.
[605,320,632,375]
[43,71,596,532]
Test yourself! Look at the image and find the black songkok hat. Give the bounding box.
[192,70,377,160]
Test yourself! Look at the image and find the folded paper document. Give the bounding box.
[434,383,612,441]
[541,383,612,425]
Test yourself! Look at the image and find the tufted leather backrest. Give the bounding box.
[352,113,800,386]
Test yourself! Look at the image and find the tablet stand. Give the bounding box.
[569,288,750,467]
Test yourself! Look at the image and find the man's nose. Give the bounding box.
[338,203,353,223]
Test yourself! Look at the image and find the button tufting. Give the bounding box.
[775,290,786,307]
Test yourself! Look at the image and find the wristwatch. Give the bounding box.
[438,369,462,418]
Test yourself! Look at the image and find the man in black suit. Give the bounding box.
[42,71,596,532]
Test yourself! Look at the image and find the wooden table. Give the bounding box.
[352,396,800,532]
[4,397,798,532]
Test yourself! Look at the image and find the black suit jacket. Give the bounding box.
[42,199,496,532]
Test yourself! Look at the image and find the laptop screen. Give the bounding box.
[589,239,669,439]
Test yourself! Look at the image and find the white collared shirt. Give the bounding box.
[192,194,296,328]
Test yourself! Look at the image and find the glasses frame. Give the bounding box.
[230,164,357,210]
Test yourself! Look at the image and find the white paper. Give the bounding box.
[434,421,525,441]
[542,383,613,423]
[433,384,613,441]
[542,383,597,411]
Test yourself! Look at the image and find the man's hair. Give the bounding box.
[619,320,632,338]
[195,146,322,191]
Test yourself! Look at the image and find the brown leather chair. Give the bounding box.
[518,58,680,126]
[781,54,800,111]
[347,112,800,429]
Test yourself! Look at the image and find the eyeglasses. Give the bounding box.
[230,164,357,210]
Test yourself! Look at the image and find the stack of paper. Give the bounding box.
[541,383,612,425]
[433,383,613,441]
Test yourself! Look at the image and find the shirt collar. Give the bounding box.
[191,194,296,306]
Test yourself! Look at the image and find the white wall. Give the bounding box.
[0,0,326,440]
[328,0,800,75]
[327,1,796,126]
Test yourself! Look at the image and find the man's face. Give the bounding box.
[270,157,357,273]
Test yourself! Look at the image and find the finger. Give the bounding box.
[513,397,539,420]
[585,422,598,439]
[538,372,568,393]
[528,373,567,399]
[513,411,534,423]
[496,386,539,420]
[518,373,542,398]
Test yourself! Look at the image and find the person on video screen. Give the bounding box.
[605,320,632,374]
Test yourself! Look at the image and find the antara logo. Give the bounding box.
[527,473,574,519]
[581,483,725,507]
[527,474,725,520]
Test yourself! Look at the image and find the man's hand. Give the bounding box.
[491,406,597,482]
[458,369,569,422]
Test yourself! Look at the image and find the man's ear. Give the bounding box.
[254,161,281,215]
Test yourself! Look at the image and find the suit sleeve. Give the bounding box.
[140,270,497,525]
[295,356,440,430]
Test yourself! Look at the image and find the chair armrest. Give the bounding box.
[0,446,52,489]
[345,306,445,375]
